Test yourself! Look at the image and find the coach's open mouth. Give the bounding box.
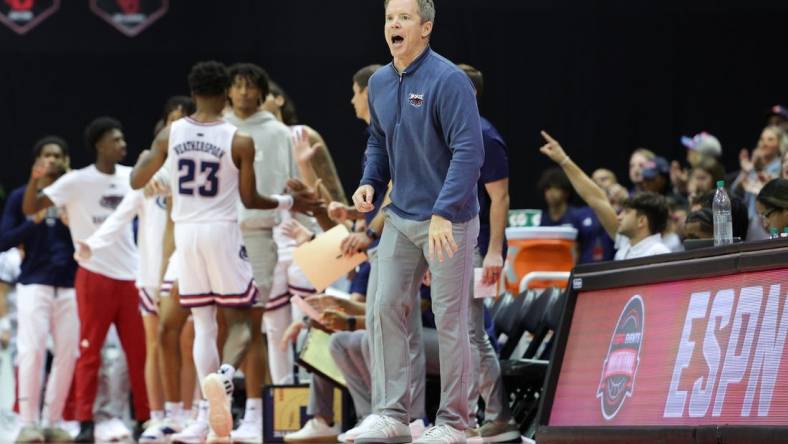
[391,35,405,48]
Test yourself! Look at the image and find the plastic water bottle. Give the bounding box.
[712,180,733,246]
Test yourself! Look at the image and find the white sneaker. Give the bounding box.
[170,420,209,444]
[202,367,234,439]
[354,414,412,444]
[207,429,233,443]
[413,424,467,443]
[139,417,185,442]
[410,419,427,440]
[337,417,370,443]
[138,419,165,443]
[94,418,131,441]
[284,417,340,442]
[231,419,263,443]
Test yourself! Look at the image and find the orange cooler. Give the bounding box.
[502,226,578,292]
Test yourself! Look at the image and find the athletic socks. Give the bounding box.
[151,410,165,421]
[164,402,183,419]
[243,398,263,423]
[196,400,209,423]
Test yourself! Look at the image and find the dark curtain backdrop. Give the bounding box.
[1,0,787,212]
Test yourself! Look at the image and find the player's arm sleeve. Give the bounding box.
[432,71,485,221]
[359,84,391,193]
[0,191,37,252]
[41,172,77,208]
[84,190,143,251]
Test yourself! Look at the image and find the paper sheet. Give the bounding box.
[292,224,368,292]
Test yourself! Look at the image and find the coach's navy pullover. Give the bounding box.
[360,47,485,223]
[0,186,76,287]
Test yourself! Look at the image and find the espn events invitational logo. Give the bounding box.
[0,0,60,35]
[90,0,168,37]
[596,295,645,420]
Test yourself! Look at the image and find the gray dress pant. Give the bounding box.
[467,250,512,425]
[371,211,478,429]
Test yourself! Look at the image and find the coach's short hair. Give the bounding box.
[384,0,435,23]
[188,61,230,97]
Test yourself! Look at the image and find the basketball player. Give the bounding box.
[22,117,150,442]
[2,137,77,443]
[129,61,322,442]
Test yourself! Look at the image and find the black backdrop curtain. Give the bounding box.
[1,0,787,211]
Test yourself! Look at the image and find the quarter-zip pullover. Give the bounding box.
[360,47,485,223]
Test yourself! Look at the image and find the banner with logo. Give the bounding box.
[0,0,59,35]
[90,0,167,37]
[549,268,788,427]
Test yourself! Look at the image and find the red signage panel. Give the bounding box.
[90,0,167,37]
[0,0,59,35]
[549,268,788,427]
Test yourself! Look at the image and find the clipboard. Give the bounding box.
[292,224,368,292]
[296,326,347,388]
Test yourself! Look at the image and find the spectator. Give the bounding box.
[591,168,618,191]
[663,198,688,252]
[767,105,788,133]
[671,132,723,195]
[687,157,725,203]
[683,208,714,240]
[538,168,615,263]
[540,132,670,260]
[756,178,788,234]
[628,148,656,193]
[691,191,750,241]
[733,125,786,240]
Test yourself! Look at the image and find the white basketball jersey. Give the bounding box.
[168,117,240,223]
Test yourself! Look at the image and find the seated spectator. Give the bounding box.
[683,208,714,240]
[671,132,723,196]
[538,168,615,263]
[733,125,787,240]
[591,168,618,191]
[628,148,656,193]
[691,191,750,241]
[642,156,686,204]
[756,178,788,234]
[664,198,689,252]
[781,149,788,180]
[539,132,670,260]
[687,157,725,204]
[767,105,788,133]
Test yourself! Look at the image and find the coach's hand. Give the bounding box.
[429,215,458,263]
[341,232,372,256]
[352,185,375,213]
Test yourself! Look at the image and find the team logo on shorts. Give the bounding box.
[409,93,425,108]
[99,194,124,210]
[596,295,644,420]
[239,246,249,261]
[0,0,59,35]
[90,0,168,37]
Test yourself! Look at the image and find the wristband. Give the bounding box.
[273,194,294,211]
[347,316,357,331]
[366,227,380,241]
